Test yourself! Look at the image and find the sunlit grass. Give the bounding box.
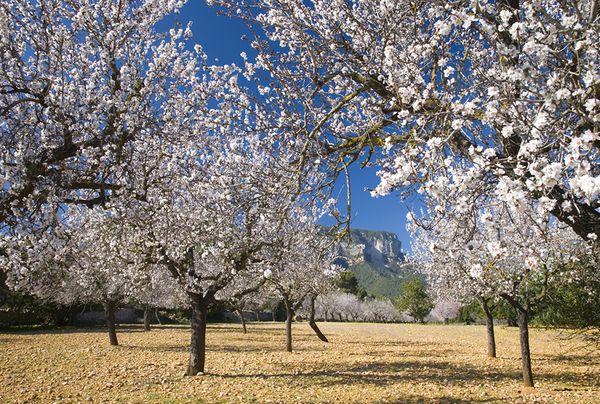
[1,322,598,403]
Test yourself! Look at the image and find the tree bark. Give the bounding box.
[485,310,496,358]
[272,309,276,322]
[143,305,151,331]
[517,309,534,387]
[255,310,260,321]
[284,301,294,352]
[187,292,209,376]
[236,308,247,334]
[104,300,118,346]
[155,308,162,325]
[308,295,328,342]
[479,298,497,358]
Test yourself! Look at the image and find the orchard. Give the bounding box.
[1,0,598,402]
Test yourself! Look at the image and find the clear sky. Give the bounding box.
[172,2,413,252]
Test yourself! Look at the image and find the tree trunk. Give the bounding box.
[104,300,118,346]
[517,309,534,387]
[479,299,497,358]
[285,302,294,352]
[187,292,209,376]
[255,310,260,321]
[485,309,497,358]
[308,295,328,342]
[143,305,151,331]
[155,308,162,325]
[272,309,276,322]
[236,309,247,334]
[337,313,343,322]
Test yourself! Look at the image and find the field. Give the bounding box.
[1,322,599,403]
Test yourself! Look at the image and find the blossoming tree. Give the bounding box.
[261,208,339,351]
[408,190,588,387]
[1,207,183,346]
[216,0,599,245]
[0,0,212,229]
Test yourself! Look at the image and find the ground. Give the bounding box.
[0,322,598,403]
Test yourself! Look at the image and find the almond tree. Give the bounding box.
[262,207,339,352]
[0,0,336,377]
[120,117,324,374]
[362,298,400,323]
[133,265,187,332]
[216,0,599,246]
[408,191,589,387]
[410,215,503,358]
[0,207,181,345]
[429,299,461,324]
[0,0,208,227]
[313,292,402,323]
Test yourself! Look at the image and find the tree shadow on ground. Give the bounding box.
[207,324,297,335]
[536,352,599,365]
[123,344,189,353]
[0,326,140,336]
[380,395,501,403]
[213,357,600,394]
[216,359,512,383]
[0,324,192,336]
[122,340,331,354]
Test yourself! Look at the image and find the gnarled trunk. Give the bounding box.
[501,293,535,387]
[517,309,534,387]
[236,308,247,334]
[284,300,294,352]
[485,310,496,358]
[308,295,328,342]
[143,305,151,331]
[479,298,496,358]
[187,292,209,376]
[104,300,118,346]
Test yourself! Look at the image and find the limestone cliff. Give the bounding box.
[334,229,414,298]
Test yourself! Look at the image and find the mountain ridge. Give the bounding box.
[334,228,414,298]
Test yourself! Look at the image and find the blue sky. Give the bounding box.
[172,2,413,252]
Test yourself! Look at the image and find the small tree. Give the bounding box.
[335,271,368,299]
[395,277,434,323]
[335,271,358,295]
[430,298,461,324]
[262,209,338,352]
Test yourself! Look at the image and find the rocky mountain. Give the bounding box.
[334,229,415,298]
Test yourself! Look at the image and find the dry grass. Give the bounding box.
[0,322,599,403]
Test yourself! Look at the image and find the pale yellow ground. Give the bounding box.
[0,322,598,403]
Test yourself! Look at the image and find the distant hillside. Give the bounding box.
[334,229,415,298]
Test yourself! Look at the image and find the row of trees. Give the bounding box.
[312,292,402,323]
[0,0,342,376]
[2,0,598,389]
[315,276,437,323]
[410,195,594,387]
[210,0,599,388]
